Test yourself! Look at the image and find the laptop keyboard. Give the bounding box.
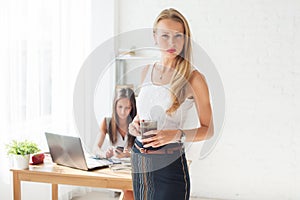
[86,158,112,168]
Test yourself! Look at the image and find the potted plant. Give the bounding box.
[6,140,40,169]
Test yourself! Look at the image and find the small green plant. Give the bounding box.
[6,140,40,156]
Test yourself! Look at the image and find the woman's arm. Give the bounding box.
[128,115,141,137]
[181,70,214,142]
[128,64,151,137]
[98,118,108,149]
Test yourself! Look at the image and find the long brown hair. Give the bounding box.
[153,8,192,114]
[108,88,136,148]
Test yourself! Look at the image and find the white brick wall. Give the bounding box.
[118,0,300,199]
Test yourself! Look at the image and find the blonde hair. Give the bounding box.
[153,8,192,114]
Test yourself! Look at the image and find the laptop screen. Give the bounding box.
[45,132,91,170]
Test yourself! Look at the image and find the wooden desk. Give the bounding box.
[10,157,132,200]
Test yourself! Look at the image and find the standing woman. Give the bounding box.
[97,87,137,158]
[129,8,214,200]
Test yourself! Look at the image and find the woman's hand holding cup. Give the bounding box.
[128,115,141,136]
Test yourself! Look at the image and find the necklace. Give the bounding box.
[156,64,165,80]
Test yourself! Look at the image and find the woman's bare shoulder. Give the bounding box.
[140,64,151,84]
[99,118,108,133]
[189,70,207,86]
[186,70,209,97]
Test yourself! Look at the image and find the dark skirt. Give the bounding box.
[131,140,190,200]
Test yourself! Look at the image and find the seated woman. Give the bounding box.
[96,87,137,159]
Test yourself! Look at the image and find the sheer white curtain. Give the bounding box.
[0,0,96,199]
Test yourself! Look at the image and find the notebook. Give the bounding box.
[45,132,113,171]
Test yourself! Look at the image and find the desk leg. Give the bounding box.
[52,184,58,200]
[13,172,21,200]
[120,190,134,200]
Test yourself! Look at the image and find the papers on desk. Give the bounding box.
[109,163,131,172]
[91,156,132,171]
[109,158,131,172]
[91,155,121,164]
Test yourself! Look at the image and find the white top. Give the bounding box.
[104,118,129,148]
[109,131,128,148]
[136,64,195,141]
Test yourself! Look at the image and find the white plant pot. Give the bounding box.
[13,154,30,169]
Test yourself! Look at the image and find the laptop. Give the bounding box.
[45,132,113,171]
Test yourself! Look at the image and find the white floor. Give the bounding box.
[71,190,217,200]
[71,191,119,200]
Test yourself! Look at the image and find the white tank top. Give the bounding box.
[136,64,194,141]
[105,118,129,148]
[109,131,128,148]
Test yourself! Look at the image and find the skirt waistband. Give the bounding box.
[133,139,183,155]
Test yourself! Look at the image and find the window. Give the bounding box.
[0,1,115,199]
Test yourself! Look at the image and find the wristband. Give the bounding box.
[178,129,186,143]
